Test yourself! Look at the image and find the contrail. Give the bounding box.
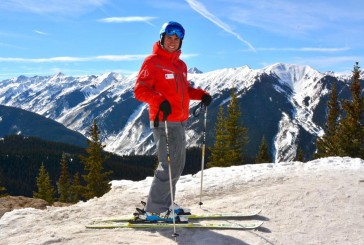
[186,0,255,51]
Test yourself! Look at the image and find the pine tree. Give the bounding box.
[295,148,304,162]
[225,88,248,166]
[57,153,72,203]
[80,120,112,199]
[208,106,229,167]
[315,82,341,157]
[335,62,364,157]
[33,163,55,204]
[255,135,272,163]
[208,88,249,167]
[69,172,83,203]
[0,186,6,197]
[0,167,6,197]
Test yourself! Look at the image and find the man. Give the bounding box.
[134,21,212,222]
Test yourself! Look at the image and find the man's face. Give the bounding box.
[163,34,181,53]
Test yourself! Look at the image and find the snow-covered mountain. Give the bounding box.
[0,63,360,162]
[188,67,203,74]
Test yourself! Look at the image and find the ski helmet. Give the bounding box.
[160,21,185,50]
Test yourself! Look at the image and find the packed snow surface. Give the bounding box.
[1,157,364,244]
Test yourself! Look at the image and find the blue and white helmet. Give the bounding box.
[160,21,185,49]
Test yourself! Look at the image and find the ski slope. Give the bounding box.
[1,157,364,244]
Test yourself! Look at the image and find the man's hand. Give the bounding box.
[201,94,212,107]
[159,100,172,119]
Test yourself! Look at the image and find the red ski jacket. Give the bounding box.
[134,41,207,123]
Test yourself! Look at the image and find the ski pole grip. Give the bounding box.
[154,110,160,127]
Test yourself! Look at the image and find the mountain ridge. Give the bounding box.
[0,104,88,147]
[0,63,361,162]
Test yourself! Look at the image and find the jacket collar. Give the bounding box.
[152,41,181,63]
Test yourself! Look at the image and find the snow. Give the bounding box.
[266,63,327,161]
[274,112,300,162]
[106,104,154,155]
[263,63,323,89]
[189,65,258,97]
[1,157,364,244]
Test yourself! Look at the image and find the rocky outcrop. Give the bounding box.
[0,196,72,218]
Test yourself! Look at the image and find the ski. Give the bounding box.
[186,210,261,219]
[94,209,261,223]
[86,221,263,230]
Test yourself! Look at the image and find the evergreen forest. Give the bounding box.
[0,135,207,199]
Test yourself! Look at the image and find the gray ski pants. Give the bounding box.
[145,122,186,213]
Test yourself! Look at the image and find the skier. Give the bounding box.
[134,21,212,222]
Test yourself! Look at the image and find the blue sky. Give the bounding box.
[0,0,363,81]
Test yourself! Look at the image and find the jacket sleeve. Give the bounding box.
[134,57,165,107]
[188,86,209,100]
[182,61,209,100]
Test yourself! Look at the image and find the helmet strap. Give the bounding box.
[160,33,165,47]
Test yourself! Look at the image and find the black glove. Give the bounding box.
[159,100,172,120]
[201,94,212,107]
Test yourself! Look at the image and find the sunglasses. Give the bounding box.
[165,24,185,39]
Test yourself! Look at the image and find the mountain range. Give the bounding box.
[0,63,362,162]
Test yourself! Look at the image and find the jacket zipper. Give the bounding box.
[174,64,186,119]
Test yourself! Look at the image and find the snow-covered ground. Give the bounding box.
[1,157,364,245]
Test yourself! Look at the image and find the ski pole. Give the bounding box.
[164,120,179,238]
[199,105,207,206]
